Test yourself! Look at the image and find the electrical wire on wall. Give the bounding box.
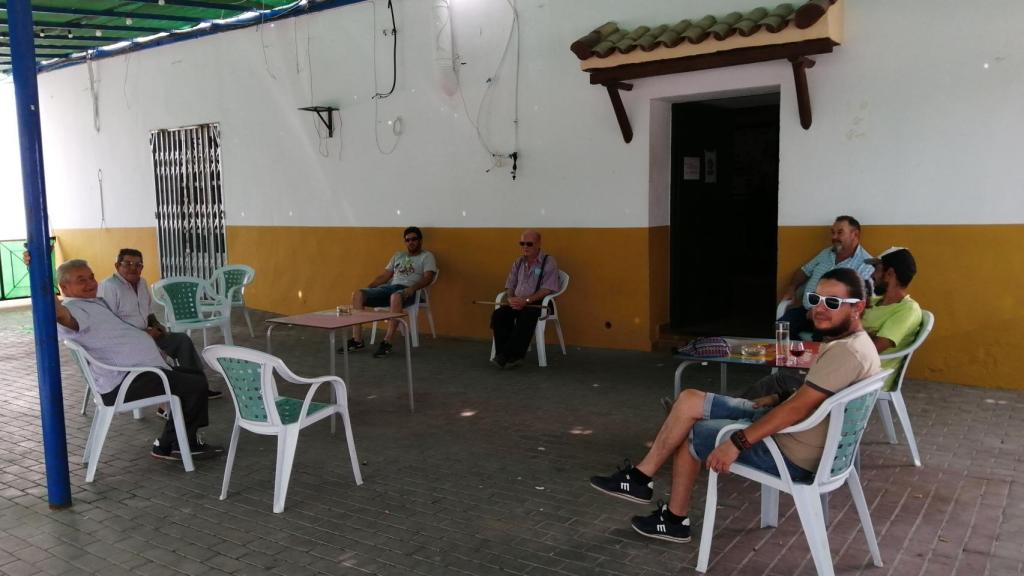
[97,169,106,228]
[372,0,401,155]
[86,56,101,133]
[453,0,520,179]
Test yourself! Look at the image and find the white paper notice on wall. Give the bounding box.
[704,149,717,183]
[683,157,701,180]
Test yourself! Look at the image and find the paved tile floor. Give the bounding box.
[0,305,1022,575]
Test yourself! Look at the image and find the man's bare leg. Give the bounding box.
[635,389,706,477]
[667,439,702,517]
[382,291,404,342]
[351,290,366,341]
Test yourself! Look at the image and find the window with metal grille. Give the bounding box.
[150,124,226,279]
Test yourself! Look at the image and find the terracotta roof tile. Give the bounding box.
[570,1,836,61]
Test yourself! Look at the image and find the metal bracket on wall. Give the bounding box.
[603,81,634,143]
[788,56,815,130]
[299,106,340,138]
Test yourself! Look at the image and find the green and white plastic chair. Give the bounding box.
[65,340,195,482]
[204,264,256,338]
[874,310,934,467]
[153,276,233,347]
[202,345,362,514]
[696,369,893,576]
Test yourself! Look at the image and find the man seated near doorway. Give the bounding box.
[97,248,221,399]
[490,229,560,369]
[740,246,922,407]
[343,226,437,358]
[592,268,879,543]
[778,215,874,338]
[55,259,221,461]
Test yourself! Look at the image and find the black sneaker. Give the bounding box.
[338,338,365,354]
[151,439,181,461]
[589,460,653,504]
[373,341,393,358]
[631,503,691,543]
[504,357,523,369]
[491,354,507,369]
[207,389,224,400]
[174,441,224,459]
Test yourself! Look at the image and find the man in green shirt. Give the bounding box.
[862,247,922,390]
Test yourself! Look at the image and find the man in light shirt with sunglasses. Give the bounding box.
[591,268,879,544]
[741,247,922,407]
[343,226,437,359]
[490,230,560,369]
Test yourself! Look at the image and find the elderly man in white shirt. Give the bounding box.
[56,259,221,460]
[97,248,220,399]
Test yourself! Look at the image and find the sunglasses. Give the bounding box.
[518,241,534,247]
[404,236,421,242]
[807,293,860,310]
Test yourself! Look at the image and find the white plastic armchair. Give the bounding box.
[203,265,257,338]
[370,269,439,348]
[874,310,934,467]
[696,369,893,576]
[202,345,362,514]
[489,270,569,367]
[775,298,793,320]
[153,276,233,347]
[64,340,195,482]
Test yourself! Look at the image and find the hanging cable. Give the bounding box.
[372,0,400,154]
[373,0,398,100]
[453,0,519,176]
[86,56,101,133]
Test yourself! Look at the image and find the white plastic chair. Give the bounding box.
[874,310,933,468]
[696,369,893,576]
[153,276,233,347]
[65,340,195,482]
[775,298,793,321]
[490,270,569,367]
[204,264,257,338]
[369,270,439,348]
[202,345,362,514]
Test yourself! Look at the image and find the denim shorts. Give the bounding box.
[360,284,414,307]
[690,393,814,483]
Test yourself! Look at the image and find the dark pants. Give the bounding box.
[101,368,209,449]
[491,306,542,361]
[739,369,806,402]
[155,331,201,371]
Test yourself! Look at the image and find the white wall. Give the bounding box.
[19,0,1024,231]
[0,80,28,239]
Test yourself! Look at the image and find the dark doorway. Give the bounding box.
[669,93,780,337]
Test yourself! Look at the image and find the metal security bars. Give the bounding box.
[0,238,57,301]
[150,124,227,279]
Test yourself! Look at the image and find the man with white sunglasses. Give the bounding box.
[739,247,922,407]
[590,268,879,543]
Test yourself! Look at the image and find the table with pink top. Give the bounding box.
[673,337,821,398]
[265,309,415,412]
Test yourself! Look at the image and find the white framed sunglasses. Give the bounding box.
[807,292,860,310]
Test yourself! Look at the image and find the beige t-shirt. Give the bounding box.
[774,330,881,473]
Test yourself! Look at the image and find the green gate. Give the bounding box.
[0,238,58,300]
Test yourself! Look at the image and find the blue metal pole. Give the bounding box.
[8,0,72,509]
